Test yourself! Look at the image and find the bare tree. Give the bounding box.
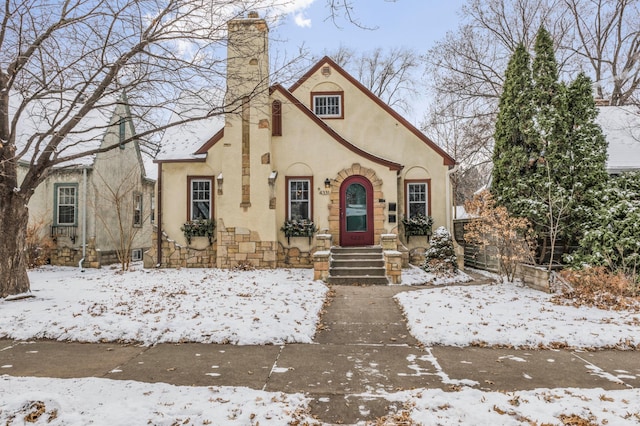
[0,0,300,297]
[563,0,640,105]
[92,167,149,272]
[422,0,640,193]
[325,46,421,115]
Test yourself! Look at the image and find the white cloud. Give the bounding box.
[294,12,312,28]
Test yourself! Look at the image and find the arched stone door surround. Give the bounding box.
[327,164,386,246]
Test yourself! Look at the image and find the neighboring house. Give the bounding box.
[148,13,456,270]
[596,105,640,175]
[17,95,155,267]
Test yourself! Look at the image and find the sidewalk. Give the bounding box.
[1,284,638,424]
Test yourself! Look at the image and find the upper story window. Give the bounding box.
[312,92,343,118]
[118,118,126,149]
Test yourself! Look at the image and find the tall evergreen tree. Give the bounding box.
[491,26,608,266]
[564,73,609,245]
[491,43,535,218]
[529,26,571,263]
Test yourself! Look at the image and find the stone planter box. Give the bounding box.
[520,263,553,293]
[188,236,213,250]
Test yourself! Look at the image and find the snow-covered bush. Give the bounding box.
[423,226,458,275]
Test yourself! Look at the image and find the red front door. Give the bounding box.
[340,175,374,246]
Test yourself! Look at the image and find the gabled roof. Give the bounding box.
[271,84,403,171]
[596,105,640,173]
[13,92,118,168]
[155,92,225,163]
[13,91,155,180]
[289,56,456,166]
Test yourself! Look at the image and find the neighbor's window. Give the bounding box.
[405,180,430,218]
[118,118,126,149]
[189,177,213,220]
[55,184,78,226]
[131,249,143,261]
[133,192,143,227]
[287,177,312,220]
[313,93,342,118]
[150,193,155,224]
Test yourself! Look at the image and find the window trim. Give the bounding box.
[133,191,143,227]
[187,176,214,221]
[285,176,313,221]
[311,91,344,119]
[53,183,79,226]
[405,179,431,218]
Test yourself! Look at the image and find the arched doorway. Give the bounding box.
[340,175,374,246]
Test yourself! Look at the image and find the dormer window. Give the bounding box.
[312,92,343,118]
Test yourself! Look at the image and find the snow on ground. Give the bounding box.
[0,265,328,345]
[399,264,473,286]
[2,266,640,424]
[1,376,638,425]
[395,281,640,349]
[0,376,313,425]
[399,387,640,425]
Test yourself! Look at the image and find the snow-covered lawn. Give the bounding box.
[0,265,328,345]
[2,265,640,425]
[395,280,640,349]
[1,376,638,425]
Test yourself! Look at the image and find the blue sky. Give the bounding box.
[268,0,467,123]
[271,0,467,58]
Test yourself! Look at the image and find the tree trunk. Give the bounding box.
[0,195,31,298]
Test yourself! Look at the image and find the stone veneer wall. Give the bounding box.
[327,164,386,246]
[50,237,101,268]
[277,244,314,268]
[144,227,216,268]
[216,219,277,268]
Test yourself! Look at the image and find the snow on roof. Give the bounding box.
[156,92,225,161]
[12,92,120,168]
[596,105,640,173]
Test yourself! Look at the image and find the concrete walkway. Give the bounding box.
[1,284,638,424]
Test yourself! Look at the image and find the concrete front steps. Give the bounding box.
[326,246,389,285]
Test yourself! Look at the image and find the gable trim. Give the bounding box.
[290,56,456,166]
[195,128,224,155]
[272,84,403,171]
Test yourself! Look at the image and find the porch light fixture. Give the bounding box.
[217,173,223,195]
[324,178,331,189]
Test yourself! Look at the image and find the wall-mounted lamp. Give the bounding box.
[217,173,223,195]
[324,178,331,189]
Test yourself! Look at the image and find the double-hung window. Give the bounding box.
[133,192,143,227]
[55,184,78,226]
[188,177,213,220]
[406,180,430,218]
[312,93,342,118]
[287,177,311,220]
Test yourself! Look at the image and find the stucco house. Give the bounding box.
[147,13,456,282]
[18,95,155,268]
